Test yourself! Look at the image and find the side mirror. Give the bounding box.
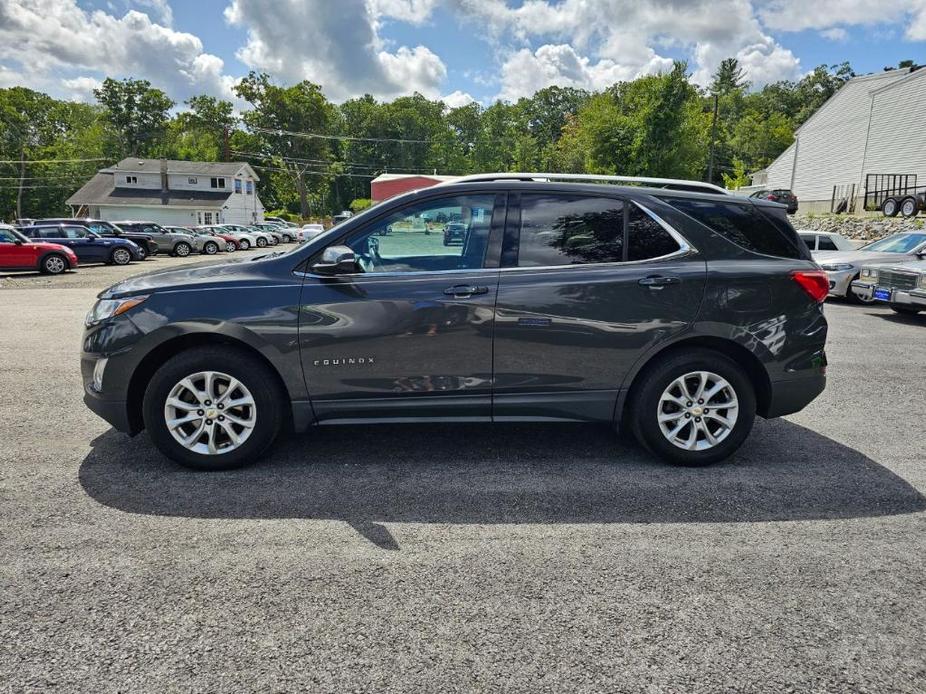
[312,245,358,275]
[14,238,23,245]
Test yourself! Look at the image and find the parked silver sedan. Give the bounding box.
[813,231,926,302]
[163,226,225,255]
[851,259,926,315]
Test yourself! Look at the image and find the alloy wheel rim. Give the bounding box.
[114,249,130,264]
[46,256,65,273]
[206,243,216,254]
[657,370,739,451]
[226,243,235,252]
[163,371,257,455]
[177,244,190,256]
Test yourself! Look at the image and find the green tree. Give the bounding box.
[235,72,338,216]
[93,78,174,156]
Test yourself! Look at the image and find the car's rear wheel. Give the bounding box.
[174,241,192,257]
[40,253,68,275]
[203,241,219,255]
[239,239,250,250]
[900,196,918,218]
[142,347,285,470]
[256,237,268,248]
[110,247,132,265]
[890,305,921,315]
[631,349,756,466]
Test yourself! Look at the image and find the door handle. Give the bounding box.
[638,275,680,289]
[443,284,489,297]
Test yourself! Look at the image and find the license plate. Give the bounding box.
[873,287,892,301]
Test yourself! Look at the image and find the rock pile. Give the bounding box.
[791,214,924,241]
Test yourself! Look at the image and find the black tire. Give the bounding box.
[225,241,236,252]
[882,198,899,217]
[136,246,147,260]
[142,346,285,470]
[110,247,132,265]
[282,234,292,243]
[900,196,919,218]
[256,237,268,248]
[174,241,192,257]
[846,274,874,304]
[203,241,219,255]
[239,239,250,250]
[890,305,921,315]
[630,348,756,467]
[40,253,68,275]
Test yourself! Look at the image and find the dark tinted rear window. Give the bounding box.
[660,197,802,259]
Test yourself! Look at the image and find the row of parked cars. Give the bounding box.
[0,218,328,275]
[801,229,926,315]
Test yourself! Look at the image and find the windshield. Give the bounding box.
[859,232,926,253]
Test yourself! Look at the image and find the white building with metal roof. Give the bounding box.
[66,158,266,226]
[760,67,926,214]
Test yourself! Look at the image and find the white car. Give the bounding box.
[798,230,855,252]
[813,231,926,301]
[297,223,326,243]
[200,225,259,251]
[221,224,275,249]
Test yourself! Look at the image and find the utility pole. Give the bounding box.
[222,126,230,162]
[16,147,25,220]
[707,92,719,183]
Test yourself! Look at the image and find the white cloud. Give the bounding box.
[441,89,476,108]
[61,76,104,101]
[225,0,448,101]
[757,0,926,38]
[820,27,848,41]
[0,0,234,102]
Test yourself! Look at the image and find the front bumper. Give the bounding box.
[851,280,926,308]
[81,353,133,432]
[824,268,856,298]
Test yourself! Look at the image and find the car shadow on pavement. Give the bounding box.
[78,417,926,548]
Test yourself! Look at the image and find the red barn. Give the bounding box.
[371,174,459,203]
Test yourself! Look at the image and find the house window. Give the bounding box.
[125,176,137,184]
[235,179,242,194]
[204,211,214,224]
[211,177,226,189]
[246,180,254,195]
[188,177,198,185]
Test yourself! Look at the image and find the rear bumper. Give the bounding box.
[765,373,826,418]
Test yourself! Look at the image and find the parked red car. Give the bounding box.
[0,224,78,274]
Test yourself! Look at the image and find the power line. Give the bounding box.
[250,126,435,145]
[0,157,110,164]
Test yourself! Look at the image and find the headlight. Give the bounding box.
[918,274,926,290]
[85,295,148,327]
[860,267,878,281]
[820,263,854,271]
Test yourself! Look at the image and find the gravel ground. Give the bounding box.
[1,259,925,692]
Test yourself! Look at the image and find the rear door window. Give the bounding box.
[516,195,624,267]
[660,197,803,259]
[817,236,838,251]
[627,204,680,261]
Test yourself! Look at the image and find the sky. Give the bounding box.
[0,0,924,108]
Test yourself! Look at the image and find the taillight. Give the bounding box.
[767,194,778,201]
[791,270,829,303]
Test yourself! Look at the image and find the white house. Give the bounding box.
[759,67,926,213]
[66,158,265,225]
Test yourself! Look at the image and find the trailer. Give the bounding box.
[864,173,926,218]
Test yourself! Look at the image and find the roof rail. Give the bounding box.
[439,172,730,195]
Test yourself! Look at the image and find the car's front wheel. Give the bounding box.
[239,239,250,250]
[225,241,236,252]
[142,347,285,470]
[174,241,192,257]
[631,349,756,466]
[256,237,268,248]
[203,241,219,255]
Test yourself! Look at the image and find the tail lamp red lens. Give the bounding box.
[791,270,829,303]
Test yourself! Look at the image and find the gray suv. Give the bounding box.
[81,174,828,470]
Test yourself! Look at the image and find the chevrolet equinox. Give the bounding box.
[81,174,828,470]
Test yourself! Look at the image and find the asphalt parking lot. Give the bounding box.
[1,258,925,692]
